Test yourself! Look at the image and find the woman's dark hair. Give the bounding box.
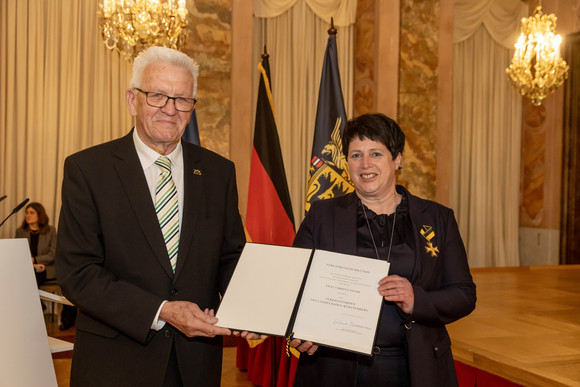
[342,113,405,159]
[21,202,50,233]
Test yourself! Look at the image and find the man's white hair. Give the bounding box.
[130,46,200,98]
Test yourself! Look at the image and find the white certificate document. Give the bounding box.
[292,250,389,354]
[216,243,390,355]
[216,243,313,336]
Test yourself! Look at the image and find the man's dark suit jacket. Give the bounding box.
[56,131,245,387]
[292,187,476,387]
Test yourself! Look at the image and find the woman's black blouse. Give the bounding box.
[355,189,415,348]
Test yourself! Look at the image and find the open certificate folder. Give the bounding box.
[216,243,390,355]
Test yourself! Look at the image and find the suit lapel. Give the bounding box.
[113,132,174,278]
[333,194,358,255]
[173,143,203,281]
[402,186,434,284]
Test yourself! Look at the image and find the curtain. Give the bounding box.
[0,0,132,239]
[454,0,526,49]
[254,0,356,26]
[451,0,527,267]
[252,0,355,223]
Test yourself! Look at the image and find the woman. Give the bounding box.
[290,113,476,386]
[15,202,57,285]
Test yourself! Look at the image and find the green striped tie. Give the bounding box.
[155,156,179,272]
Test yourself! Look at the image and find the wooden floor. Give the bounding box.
[448,265,580,386]
[47,265,580,387]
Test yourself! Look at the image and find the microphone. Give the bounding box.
[0,195,6,203]
[13,198,30,213]
[0,198,30,228]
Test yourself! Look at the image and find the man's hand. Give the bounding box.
[160,301,232,337]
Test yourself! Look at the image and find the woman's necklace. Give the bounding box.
[362,200,397,263]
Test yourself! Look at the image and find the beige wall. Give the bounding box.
[230,0,253,221]
[518,0,579,264]
[183,0,233,158]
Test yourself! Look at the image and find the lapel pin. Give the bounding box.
[193,169,202,175]
[420,225,439,258]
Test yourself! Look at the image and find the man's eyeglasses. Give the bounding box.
[134,88,197,112]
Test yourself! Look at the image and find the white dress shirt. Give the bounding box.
[133,129,184,331]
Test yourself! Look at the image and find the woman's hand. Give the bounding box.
[289,339,319,355]
[378,275,414,314]
[232,331,268,340]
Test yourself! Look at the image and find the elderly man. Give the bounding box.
[56,46,245,386]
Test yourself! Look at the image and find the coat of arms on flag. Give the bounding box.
[305,116,353,211]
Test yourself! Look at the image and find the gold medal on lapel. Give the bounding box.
[420,225,439,257]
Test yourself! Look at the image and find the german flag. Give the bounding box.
[245,53,295,246]
[239,51,297,387]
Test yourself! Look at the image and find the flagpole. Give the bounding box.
[328,16,337,35]
[260,44,279,387]
[263,44,269,59]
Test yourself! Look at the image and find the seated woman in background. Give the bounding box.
[290,113,476,387]
[15,202,57,285]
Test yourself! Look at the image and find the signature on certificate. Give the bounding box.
[333,318,371,331]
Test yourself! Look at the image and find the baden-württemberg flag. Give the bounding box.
[306,31,354,212]
[246,54,295,246]
[182,109,201,146]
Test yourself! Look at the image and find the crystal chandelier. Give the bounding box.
[98,0,188,62]
[506,6,569,106]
